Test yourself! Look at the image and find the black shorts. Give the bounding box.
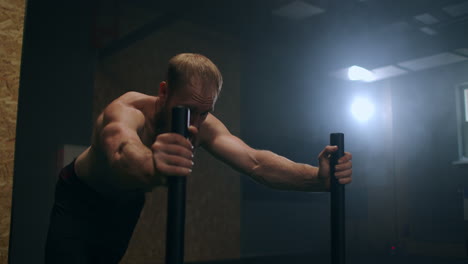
[45,161,145,263]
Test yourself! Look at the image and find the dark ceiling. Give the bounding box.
[103,0,468,73]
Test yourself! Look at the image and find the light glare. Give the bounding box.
[348,65,376,82]
[351,97,375,122]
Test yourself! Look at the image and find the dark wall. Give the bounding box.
[240,20,468,258]
[9,0,95,262]
[240,26,349,256]
[390,62,468,243]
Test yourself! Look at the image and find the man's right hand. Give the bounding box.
[151,133,194,182]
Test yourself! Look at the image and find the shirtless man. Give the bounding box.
[45,53,352,263]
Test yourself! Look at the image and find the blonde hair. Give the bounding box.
[166,53,223,95]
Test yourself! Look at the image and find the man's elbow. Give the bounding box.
[247,151,275,187]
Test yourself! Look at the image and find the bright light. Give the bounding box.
[347,65,376,82]
[351,97,375,122]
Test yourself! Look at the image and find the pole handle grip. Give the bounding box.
[330,133,345,264]
[166,106,190,264]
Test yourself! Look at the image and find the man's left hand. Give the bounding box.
[317,146,353,191]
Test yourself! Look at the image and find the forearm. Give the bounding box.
[249,150,326,192]
[199,117,328,192]
[108,141,158,191]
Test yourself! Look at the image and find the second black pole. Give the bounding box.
[330,133,345,264]
[166,106,190,264]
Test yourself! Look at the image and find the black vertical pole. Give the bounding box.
[166,106,190,264]
[330,133,345,264]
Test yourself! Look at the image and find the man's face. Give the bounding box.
[166,78,217,130]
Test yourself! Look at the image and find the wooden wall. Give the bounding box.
[0,0,25,263]
[94,20,241,263]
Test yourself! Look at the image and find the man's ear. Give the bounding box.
[159,81,168,101]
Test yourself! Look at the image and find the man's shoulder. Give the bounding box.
[200,113,228,136]
[118,91,156,103]
[102,91,155,120]
[109,91,157,112]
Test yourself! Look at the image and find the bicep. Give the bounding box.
[99,102,146,157]
[102,101,145,132]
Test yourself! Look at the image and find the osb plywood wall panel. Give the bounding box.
[94,20,241,263]
[0,0,25,263]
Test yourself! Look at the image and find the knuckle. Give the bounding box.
[152,141,163,151]
[176,167,190,176]
[173,148,184,157]
[155,163,167,173]
[156,134,166,141]
[153,151,164,160]
[151,144,158,152]
[176,147,190,157]
[174,134,186,143]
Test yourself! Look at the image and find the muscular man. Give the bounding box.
[45,53,352,263]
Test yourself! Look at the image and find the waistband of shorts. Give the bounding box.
[58,159,145,204]
[58,159,104,200]
[59,159,77,181]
